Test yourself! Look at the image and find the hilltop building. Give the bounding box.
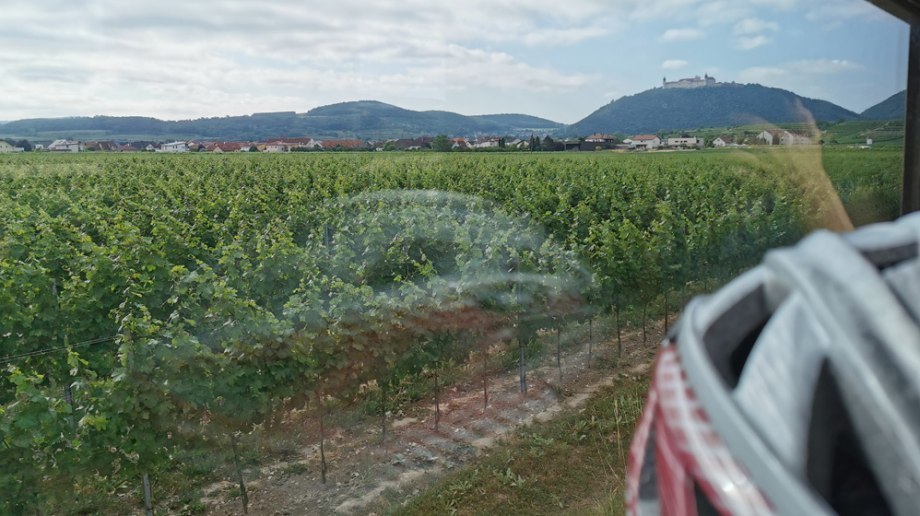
[663,74,718,89]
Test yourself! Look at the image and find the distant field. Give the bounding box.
[821,119,906,146]
[0,148,901,514]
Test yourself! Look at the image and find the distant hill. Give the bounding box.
[0,101,564,142]
[861,90,906,120]
[470,113,561,130]
[568,83,859,136]
[301,101,562,137]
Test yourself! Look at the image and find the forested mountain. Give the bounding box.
[568,83,859,136]
[0,101,563,141]
[861,90,906,120]
[300,101,562,137]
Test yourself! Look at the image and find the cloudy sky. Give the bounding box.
[0,0,909,124]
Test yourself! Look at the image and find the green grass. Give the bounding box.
[823,147,903,226]
[396,376,649,516]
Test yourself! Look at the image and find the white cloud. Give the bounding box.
[0,0,902,123]
[0,0,613,120]
[660,28,706,42]
[737,35,770,50]
[661,60,689,70]
[738,55,873,111]
[739,66,788,83]
[787,59,864,74]
[734,18,780,35]
[740,58,863,84]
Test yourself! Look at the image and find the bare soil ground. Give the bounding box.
[202,321,663,515]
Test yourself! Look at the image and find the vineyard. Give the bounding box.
[0,148,900,513]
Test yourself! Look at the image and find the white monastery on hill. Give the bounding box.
[662,74,718,89]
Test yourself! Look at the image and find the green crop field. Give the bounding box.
[0,148,902,513]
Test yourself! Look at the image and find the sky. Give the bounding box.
[0,0,910,124]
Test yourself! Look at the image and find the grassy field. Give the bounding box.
[396,364,650,516]
[821,119,905,146]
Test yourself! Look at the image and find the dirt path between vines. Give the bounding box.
[203,321,663,515]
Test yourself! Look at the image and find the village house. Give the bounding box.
[584,133,617,144]
[319,139,366,151]
[666,136,704,149]
[562,139,583,151]
[451,137,470,150]
[757,130,812,146]
[48,139,85,152]
[472,137,502,149]
[629,134,661,150]
[157,141,189,153]
[780,131,813,146]
[713,136,734,148]
[206,142,244,153]
[85,141,118,152]
[756,130,780,145]
[581,134,618,151]
[267,137,320,152]
[392,137,433,151]
[577,134,615,151]
[0,141,24,153]
[264,141,289,153]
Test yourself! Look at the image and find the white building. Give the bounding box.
[757,130,812,146]
[48,139,84,152]
[264,138,318,152]
[585,133,617,143]
[630,135,661,150]
[473,138,501,149]
[780,131,812,146]
[0,141,24,153]
[713,137,732,148]
[666,137,704,149]
[265,142,289,153]
[757,130,779,145]
[157,141,189,153]
[662,74,718,89]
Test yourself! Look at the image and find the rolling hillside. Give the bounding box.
[0,102,563,142]
[568,83,859,136]
[0,84,881,143]
[861,90,906,120]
